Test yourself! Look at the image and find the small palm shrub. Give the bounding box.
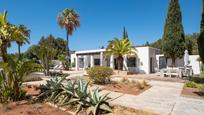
[58,54,69,70]
[0,57,40,103]
[185,81,197,88]
[87,66,113,84]
[38,78,112,114]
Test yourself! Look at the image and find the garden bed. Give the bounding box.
[181,87,204,99]
[22,85,41,96]
[102,81,151,96]
[0,102,71,115]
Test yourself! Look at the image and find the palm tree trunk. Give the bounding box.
[66,31,70,70]
[117,56,123,70]
[0,43,8,62]
[18,44,21,58]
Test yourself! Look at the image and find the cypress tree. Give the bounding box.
[198,0,204,64]
[123,27,128,39]
[162,0,185,66]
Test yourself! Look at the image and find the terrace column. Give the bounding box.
[123,55,128,71]
[110,55,114,69]
[100,52,103,66]
[90,55,94,67]
[75,55,79,71]
[83,55,87,70]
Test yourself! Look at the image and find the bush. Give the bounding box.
[185,81,197,88]
[87,66,113,84]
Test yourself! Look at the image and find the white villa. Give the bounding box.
[71,46,201,75]
[71,46,160,74]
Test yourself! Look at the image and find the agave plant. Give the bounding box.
[87,89,112,115]
[38,76,66,102]
[38,79,112,114]
[55,80,76,105]
[66,80,90,114]
[0,57,40,103]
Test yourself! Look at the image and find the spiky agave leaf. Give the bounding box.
[87,89,112,115]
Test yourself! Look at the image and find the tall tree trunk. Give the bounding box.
[171,56,176,67]
[117,56,123,70]
[66,31,70,70]
[18,44,21,58]
[0,43,8,62]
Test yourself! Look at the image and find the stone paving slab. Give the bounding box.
[172,97,204,115]
[100,80,204,115]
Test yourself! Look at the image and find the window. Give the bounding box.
[94,59,100,66]
[127,57,136,67]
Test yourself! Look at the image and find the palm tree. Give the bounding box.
[0,10,16,62]
[15,25,31,57]
[106,38,137,70]
[57,9,80,69]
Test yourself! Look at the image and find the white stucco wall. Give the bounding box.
[189,55,201,74]
[71,53,76,64]
[71,47,160,74]
[136,47,150,74]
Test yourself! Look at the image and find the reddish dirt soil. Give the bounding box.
[0,102,71,115]
[22,85,40,96]
[181,87,204,99]
[103,83,150,96]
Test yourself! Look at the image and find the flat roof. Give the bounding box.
[75,49,106,54]
[75,46,160,54]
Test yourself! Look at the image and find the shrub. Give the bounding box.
[87,66,113,84]
[185,81,197,88]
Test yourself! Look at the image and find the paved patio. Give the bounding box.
[100,80,204,115]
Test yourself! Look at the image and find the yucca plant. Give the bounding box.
[0,57,40,103]
[87,89,112,115]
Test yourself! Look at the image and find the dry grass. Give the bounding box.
[120,77,149,89]
[106,106,157,115]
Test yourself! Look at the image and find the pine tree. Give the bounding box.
[162,0,185,66]
[198,0,204,64]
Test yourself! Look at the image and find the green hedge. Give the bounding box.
[87,66,113,84]
[185,81,197,88]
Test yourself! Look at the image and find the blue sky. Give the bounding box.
[0,0,202,53]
